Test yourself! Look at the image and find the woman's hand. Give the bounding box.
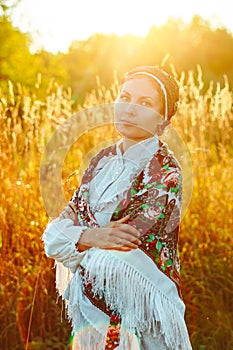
[78,215,142,252]
[58,202,79,225]
[58,206,141,252]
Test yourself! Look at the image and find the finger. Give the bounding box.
[116,242,139,249]
[109,229,141,245]
[107,242,137,251]
[120,247,134,251]
[108,247,133,252]
[60,214,69,220]
[68,202,77,213]
[59,210,76,221]
[116,224,140,238]
[60,209,70,216]
[105,215,130,229]
[114,236,141,248]
[122,239,141,248]
[59,208,69,217]
[63,206,77,220]
[64,206,72,213]
[115,215,130,224]
[124,242,140,249]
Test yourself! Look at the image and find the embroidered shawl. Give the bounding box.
[63,139,192,350]
[71,139,182,292]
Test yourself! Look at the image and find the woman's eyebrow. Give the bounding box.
[120,91,154,100]
[120,89,131,95]
[139,96,154,100]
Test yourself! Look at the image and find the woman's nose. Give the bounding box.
[125,102,136,116]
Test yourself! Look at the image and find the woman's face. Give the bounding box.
[114,76,163,141]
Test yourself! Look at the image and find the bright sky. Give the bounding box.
[11,0,232,53]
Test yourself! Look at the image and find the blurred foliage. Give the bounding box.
[0,7,233,349]
[0,64,233,349]
[0,12,233,103]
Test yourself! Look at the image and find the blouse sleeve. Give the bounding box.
[43,217,87,273]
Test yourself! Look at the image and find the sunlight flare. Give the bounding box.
[11,0,232,53]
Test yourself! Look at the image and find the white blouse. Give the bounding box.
[43,135,159,270]
[89,136,159,226]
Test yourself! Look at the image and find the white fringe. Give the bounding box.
[78,249,192,350]
[55,261,73,296]
[64,270,107,350]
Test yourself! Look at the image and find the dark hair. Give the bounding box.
[120,65,179,120]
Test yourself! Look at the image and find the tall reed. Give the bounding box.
[0,66,232,349]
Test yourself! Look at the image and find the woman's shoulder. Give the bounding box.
[156,140,182,172]
[81,143,117,185]
[89,143,117,167]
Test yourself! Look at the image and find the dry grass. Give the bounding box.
[0,67,232,349]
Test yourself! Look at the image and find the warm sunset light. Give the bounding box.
[11,0,232,53]
[1,0,233,348]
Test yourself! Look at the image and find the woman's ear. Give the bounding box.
[156,120,170,136]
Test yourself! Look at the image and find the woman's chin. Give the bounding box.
[115,126,153,141]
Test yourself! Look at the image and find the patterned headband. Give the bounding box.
[128,71,168,120]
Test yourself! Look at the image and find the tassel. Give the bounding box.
[80,249,192,350]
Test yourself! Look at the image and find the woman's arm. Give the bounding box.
[59,203,141,252]
[77,215,141,252]
[43,209,141,273]
[43,217,87,273]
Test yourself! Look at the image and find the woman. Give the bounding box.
[43,66,192,349]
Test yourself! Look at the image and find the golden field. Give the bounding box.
[0,67,232,349]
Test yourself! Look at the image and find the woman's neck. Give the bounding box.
[121,138,138,153]
[121,135,158,153]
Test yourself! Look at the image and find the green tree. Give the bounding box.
[0,16,33,86]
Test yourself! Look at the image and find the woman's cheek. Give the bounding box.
[114,103,126,119]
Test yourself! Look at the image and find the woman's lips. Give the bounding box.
[118,120,138,126]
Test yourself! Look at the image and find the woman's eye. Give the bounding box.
[120,95,129,102]
[141,100,152,107]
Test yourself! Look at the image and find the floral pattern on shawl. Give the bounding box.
[71,140,182,293]
[111,144,182,291]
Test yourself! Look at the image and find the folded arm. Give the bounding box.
[43,217,87,273]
